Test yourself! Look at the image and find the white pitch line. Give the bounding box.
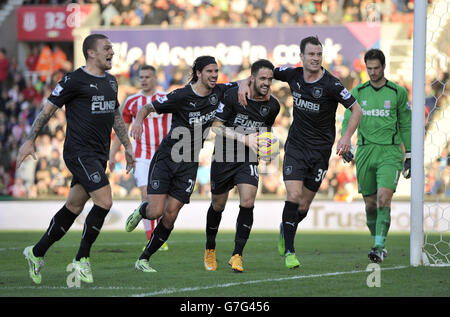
[131,265,408,297]
[0,266,408,295]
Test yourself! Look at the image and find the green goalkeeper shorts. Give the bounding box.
[354,144,403,196]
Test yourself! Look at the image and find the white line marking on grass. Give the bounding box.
[131,265,408,297]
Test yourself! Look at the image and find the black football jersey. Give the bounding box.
[151,82,237,161]
[47,67,119,161]
[274,66,356,149]
[214,86,280,162]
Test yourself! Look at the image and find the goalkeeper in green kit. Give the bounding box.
[341,49,411,263]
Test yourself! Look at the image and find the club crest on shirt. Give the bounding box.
[260,104,270,117]
[312,87,323,99]
[209,94,218,106]
[109,80,118,93]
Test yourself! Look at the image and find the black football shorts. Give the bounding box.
[282,141,331,192]
[65,155,109,193]
[210,161,259,195]
[147,150,198,204]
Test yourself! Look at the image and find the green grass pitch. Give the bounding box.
[0,230,448,298]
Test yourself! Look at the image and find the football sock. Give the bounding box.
[298,209,308,223]
[75,204,109,260]
[365,207,377,243]
[33,205,78,257]
[233,205,254,255]
[205,204,223,250]
[140,222,172,260]
[138,201,149,219]
[282,201,300,254]
[375,207,391,249]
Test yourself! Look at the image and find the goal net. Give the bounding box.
[412,0,449,266]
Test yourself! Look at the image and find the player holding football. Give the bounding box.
[341,48,411,263]
[18,34,135,284]
[239,36,363,269]
[204,59,280,273]
[123,56,241,272]
[109,65,171,251]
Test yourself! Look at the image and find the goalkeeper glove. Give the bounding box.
[402,152,411,179]
[341,145,355,163]
[342,151,353,163]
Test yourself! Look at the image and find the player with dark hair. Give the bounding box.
[239,36,363,269]
[19,33,136,284]
[204,59,280,272]
[109,64,171,251]
[123,55,240,272]
[341,48,411,263]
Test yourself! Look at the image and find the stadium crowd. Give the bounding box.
[0,0,447,200]
[20,0,415,35]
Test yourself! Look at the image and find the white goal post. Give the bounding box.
[410,0,427,267]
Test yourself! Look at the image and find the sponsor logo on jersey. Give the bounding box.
[362,108,390,117]
[188,110,216,125]
[340,88,352,100]
[234,113,264,129]
[278,66,292,72]
[91,95,116,114]
[155,94,168,104]
[216,102,225,113]
[293,92,320,112]
[52,84,63,96]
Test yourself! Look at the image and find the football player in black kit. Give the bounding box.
[18,34,136,284]
[204,59,280,273]
[125,55,243,272]
[239,36,362,269]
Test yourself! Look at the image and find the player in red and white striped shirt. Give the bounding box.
[110,65,171,250]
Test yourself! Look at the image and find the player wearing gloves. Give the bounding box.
[341,48,411,263]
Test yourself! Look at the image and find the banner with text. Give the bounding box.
[0,200,442,233]
[91,23,380,75]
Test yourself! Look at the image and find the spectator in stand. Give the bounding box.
[26,45,39,72]
[0,48,9,93]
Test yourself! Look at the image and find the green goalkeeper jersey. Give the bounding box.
[342,80,411,151]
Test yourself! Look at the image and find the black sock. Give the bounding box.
[205,204,223,250]
[140,222,172,260]
[298,209,308,223]
[233,205,254,256]
[33,205,78,257]
[75,205,109,260]
[139,201,149,219]
[282,201,299,254]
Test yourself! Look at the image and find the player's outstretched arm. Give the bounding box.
[130,103,155,140]
[17,101,59,168]
[113,108,135,174]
